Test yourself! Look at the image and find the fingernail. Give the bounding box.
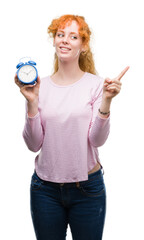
[108,79,112,82]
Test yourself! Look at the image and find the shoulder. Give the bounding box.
[39,75,49,90]
[85,72,104,88]
[84,73,105,100]
[40,75,50,84]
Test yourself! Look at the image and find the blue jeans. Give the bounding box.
[30,168,106,240]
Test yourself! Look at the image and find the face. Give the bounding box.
[53,20,85,62]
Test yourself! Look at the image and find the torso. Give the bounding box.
[51,72,101,175]
[50,78,79,86]
[50,71,85,86]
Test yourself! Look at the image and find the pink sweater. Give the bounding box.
[23,72,110,183]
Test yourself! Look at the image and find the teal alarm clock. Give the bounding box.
[16,60,38,85]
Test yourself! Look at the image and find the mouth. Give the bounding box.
[59,46,71,51]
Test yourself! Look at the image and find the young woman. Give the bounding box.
[15,14,129,240]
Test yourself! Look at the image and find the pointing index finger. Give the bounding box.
[116,66,130,81]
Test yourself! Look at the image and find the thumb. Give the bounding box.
[36,76,41,86]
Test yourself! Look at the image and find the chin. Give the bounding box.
[58,54,80,63]
[59,57,71,63]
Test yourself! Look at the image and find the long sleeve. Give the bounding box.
[21,73,110,183]
[88,80,110,147]
[22,102,44,152]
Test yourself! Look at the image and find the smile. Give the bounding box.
[60,47,71,51]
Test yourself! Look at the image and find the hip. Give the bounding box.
[88,162,101,175]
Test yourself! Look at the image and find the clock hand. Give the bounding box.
[27,69,33,74]
[21,70,27,74]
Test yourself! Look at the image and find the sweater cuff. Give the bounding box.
[94,113,110,128]
[26,112,40,120]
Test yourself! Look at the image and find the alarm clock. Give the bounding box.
[16,60,38,85]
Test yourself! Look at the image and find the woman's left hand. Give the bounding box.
[103,66,130,100]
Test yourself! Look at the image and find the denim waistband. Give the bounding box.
[34,167,103,188]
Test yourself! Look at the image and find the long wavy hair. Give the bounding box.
[47,14,97,75]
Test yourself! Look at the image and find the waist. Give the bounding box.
[88,162,101,175]
[34,163,102,188]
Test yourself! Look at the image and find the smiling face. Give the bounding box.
[53,20,85,62]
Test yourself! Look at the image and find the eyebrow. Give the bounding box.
[57,30,78,35]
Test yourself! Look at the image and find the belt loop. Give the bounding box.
[60,183,64,186]
[76,182,80,188]
[101,166,104,175]
[98,161,104,175]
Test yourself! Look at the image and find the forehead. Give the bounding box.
[58,20,80,33]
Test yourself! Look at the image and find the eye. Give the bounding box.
[71,36,77,39]
[57,33,64,37]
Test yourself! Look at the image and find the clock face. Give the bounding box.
[18,65,37,84]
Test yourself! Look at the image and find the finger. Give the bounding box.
[14,73,17,80]
[14,74,24,88]
[107,82,121,89]
[14,74,23,86]
[14,73,18,84]
[36,76,41,86]
[20,84,36,90]
[107,85,121,93]
[104,83,109,87]
[109,80,122,86]
[107,85,121,90]
[37,76,40,83]
[104,78,112,87]
[24,77,40,87]
[116,66,130,81]
[104,78,112,84]
[104,79,122,88]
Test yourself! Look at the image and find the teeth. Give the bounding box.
[60,47,70,51]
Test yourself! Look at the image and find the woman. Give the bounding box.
[15,14,129,240]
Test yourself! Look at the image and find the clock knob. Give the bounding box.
[16,62,24,69]
[28,61,36,65]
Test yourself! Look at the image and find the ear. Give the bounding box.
[81,44,88,53]
[81,48,87,54]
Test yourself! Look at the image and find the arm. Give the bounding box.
[88,86,111,148]
[14,74,44,152]
[22,100,44,152]
[88,66,130,148]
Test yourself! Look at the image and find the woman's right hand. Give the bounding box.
[14,73,41,103]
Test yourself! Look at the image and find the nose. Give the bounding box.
[62,35,69,44]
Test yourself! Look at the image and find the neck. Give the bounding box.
[56,58,84,81]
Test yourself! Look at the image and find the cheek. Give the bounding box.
[73,45,82,56]
[74,49,81,57]
[71,42,81,51]
[54,37,61,46]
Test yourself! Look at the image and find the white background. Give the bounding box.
[0,0,144,239]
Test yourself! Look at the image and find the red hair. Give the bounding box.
[47,14,97,75]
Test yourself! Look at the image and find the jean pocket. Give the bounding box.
[79,175,106,198]
[30,172,42,191]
